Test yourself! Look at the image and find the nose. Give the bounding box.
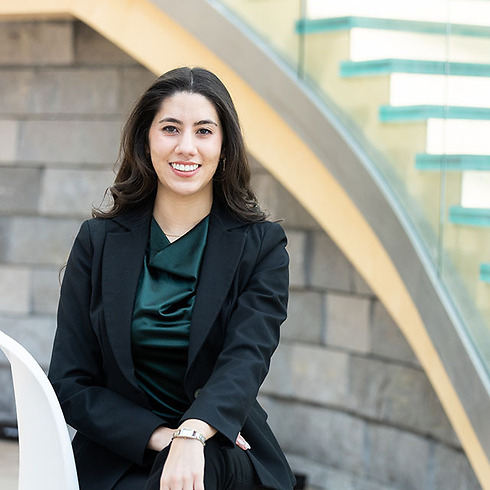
[175,129,196,156]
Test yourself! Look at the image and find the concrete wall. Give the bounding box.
[0,19,480,490]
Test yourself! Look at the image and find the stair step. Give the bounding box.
[461,172,490,208]
[308,1,490,26]
[380,105,490,122]
[341,66,490,107]
[427,119,490,154]
[340,59,490,78]
[298,17,490,63]
[416,154,490,171]
[480,263,490,283]
[449,206,490,227]
[296,16,490,37]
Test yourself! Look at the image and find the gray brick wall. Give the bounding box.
[0,20,153,374]
[0,19,480,490]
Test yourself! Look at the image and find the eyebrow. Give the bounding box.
[157,117,218,127]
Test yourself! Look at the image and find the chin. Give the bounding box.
[168,186,212,199]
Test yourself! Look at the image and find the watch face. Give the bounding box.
[172,428,206,446]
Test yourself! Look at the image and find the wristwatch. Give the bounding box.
[171,428,206,446]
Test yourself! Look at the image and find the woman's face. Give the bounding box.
[148,91,223,203]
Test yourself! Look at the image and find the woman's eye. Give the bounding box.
[162,125,178,133]
[197,128,212,135]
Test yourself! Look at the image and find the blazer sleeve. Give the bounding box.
[48,220,164,466]
[181,221,289,446]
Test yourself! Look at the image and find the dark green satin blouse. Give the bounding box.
[131,216,209,421]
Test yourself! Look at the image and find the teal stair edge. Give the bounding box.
[449,206,490,227]
[380,105,490,122]
[416,154,490,171]
[296,16,490,38]
[480,263,490,283]
[341,59,490,78]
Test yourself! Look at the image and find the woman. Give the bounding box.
[49,67,295,490]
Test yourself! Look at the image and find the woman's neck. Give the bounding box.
[153,191,212,241]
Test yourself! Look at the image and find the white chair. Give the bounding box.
[0,330,79,490]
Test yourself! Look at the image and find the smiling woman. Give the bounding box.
[48,67,295,490]
[93,67,267,225]
[148,92,223,236]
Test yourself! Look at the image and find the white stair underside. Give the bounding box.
[307,0,490,26]
[461,171,490,208]
[350,29,490,63]
[389,74,490,108]
[426,119,490,154]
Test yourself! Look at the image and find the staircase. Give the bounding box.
[216,0,490,421]
[290,2,490,362]
[218,0,490,359]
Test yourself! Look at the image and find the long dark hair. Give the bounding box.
[93,67,266,222]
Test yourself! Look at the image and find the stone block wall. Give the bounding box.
[252,169,480,489]
[0,19,481,490]
[0,19,155,417]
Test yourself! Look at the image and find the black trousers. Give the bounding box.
[113,438,261,490]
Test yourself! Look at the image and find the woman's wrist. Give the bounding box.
[147,420,216,451]
[171,428,206,446]
[177,419,217,441]
[147,426,173,451]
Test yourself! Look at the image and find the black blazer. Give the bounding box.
[48,199,296,490]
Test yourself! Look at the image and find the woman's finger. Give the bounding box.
[235,432,251,450]
[194,479,205,490]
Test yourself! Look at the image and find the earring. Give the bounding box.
[221,156,226,172]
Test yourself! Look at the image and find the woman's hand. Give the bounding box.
[235,432,251,451]
[159,419,216,490]
[160,437,205,490]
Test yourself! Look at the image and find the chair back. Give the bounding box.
[0,330,79,490]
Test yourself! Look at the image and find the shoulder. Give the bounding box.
[253,219,286,237]
[80,211,143,235]
[77,217,110,240]
[237,220,288,271]
[245,220,287,247]
[73,216,122,251]
[211,201,286,243]
[84,198,154,238]
[83,216,119,233]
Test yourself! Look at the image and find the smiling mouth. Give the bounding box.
[170,162,200,172]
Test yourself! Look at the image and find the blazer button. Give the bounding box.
[194,388,201,399]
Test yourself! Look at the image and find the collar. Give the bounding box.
[111,196,249,233]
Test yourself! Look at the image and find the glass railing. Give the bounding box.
[217,0,490,370]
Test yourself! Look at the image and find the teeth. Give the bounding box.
[171,163,199,172]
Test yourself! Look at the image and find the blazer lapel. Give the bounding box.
[102,202,152,388]
[187,203,248,368]
[100,199,248,388]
